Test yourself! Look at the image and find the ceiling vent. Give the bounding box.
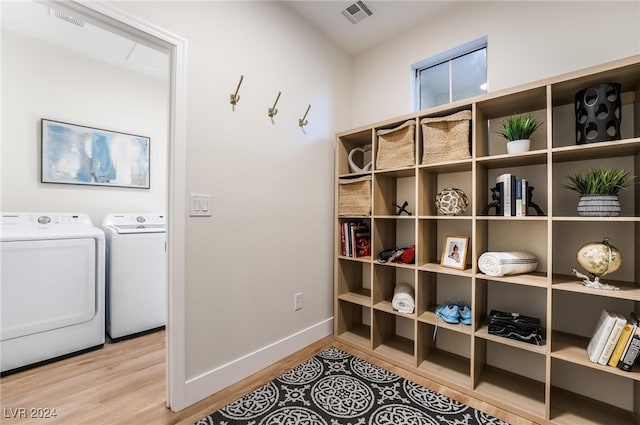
[341,1,373,25]
[49,8,85,28]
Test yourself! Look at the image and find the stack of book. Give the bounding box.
[587,309,640,371]
[340,221,370,258]
[495,173,529,217]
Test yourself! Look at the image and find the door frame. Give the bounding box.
[56,0,189,410]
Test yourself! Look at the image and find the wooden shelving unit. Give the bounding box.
[334,55,640,424]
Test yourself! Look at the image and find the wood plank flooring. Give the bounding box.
[0,331,536,424]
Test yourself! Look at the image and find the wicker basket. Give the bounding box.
[375,120,416,170]
[338,175,371,216]
[421,110,472,164]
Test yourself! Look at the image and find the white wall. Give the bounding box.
[107,0,351,393]
[351,1,640,127]
[0,29,169,225]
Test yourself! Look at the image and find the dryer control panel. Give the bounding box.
[2,213,92,227]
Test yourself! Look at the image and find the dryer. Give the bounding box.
[0,213,105,373]
[102,213,166,340]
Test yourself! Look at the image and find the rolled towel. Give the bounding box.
[392,283,415,314]
[478,251,538,277]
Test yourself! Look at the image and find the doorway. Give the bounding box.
[0,0,187,410]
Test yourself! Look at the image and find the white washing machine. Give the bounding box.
[102,214,166,340]
[0,212,105,373]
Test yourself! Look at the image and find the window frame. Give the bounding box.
[411,36,488,111]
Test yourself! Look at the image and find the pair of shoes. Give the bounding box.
[435,301,472,325]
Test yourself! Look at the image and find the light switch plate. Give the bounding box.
[190,194,212,217]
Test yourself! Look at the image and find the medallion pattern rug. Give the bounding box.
[194,347,509,425]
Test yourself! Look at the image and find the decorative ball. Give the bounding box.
[577,238,622,277]
[435,187,469,216]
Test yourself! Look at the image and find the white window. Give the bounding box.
[412,37,487,111]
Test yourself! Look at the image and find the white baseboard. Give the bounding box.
[184,317,333,408]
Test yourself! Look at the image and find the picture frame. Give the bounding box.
[441,236,469,270]
[41,118,150,189]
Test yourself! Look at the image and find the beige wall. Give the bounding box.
[0,29,169,225]
[108,1,351,381]
[350,1,640,127]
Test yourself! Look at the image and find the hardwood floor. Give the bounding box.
[0,331,536,424]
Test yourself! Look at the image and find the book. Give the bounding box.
[587,309,618,363]
[618,329,640,371]
[597,313,627,365]
[617,324,638,368]
[354,224,370,257]
[343,222,352,257]
[497,174,512,217]
[515,177,522,217]
[340,222,346,256]
[521,178,528,216]
[608,322,636,367]
[510,175,517,216]
[349,222,357,257]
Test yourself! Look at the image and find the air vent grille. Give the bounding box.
[341,1,373,25]
[49,8,85,28]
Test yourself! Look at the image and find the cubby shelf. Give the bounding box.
[417,350,471,388]
[336,255,372,262]
[476,272,548,288]
[551,331,640,380]
[475,366,546,418]
[550,387,638,425]
[417,263,473,277]
[417,309,472,335]
[337,289,371,306]
[334,55,640,424]
[373,300,416,319]
[475,324,548,355]
[552,275,640,301]
[374,338,415,367]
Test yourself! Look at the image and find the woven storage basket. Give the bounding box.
[338,175,371,216]
[375,120,416,170]
[421,110,472,164]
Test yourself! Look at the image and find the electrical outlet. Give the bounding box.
[294,292,303,311]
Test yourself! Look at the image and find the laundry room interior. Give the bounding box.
[1,1,639,424]
[1,1,170,369]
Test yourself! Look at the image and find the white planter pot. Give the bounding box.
[506,139,531,154]
[577,195,620,217]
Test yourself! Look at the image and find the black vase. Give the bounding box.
[575,82,621,144]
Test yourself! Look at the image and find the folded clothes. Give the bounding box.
[392,283,415,314]
[477,251,537,277]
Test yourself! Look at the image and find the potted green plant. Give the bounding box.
[496,114,543,154]
[564,167,635,216]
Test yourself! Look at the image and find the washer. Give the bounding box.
[102,213,166,340]
[0,212,105,373]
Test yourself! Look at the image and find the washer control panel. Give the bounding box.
[103,214,166,234]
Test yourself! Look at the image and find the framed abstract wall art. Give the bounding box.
[41,119,150,189]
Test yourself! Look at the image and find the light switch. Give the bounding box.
[190,194,212,217]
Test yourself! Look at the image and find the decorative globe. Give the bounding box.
[435,187,469,216]
[577,238,622,277]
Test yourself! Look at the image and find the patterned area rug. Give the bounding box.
[194,347,509,425]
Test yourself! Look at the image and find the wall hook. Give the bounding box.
[298,104,311,127]
[230,75,244,106]
[268,91,281,118]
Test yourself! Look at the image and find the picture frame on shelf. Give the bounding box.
[441,236,469,270]
[41,118,150,189]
